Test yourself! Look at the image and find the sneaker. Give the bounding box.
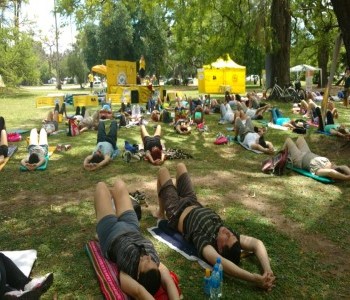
[24,273,54,296]
[122,151,132,163]
[4,289,39,299]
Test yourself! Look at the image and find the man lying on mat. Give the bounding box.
[153,163,275,291]
[94,179,180,300]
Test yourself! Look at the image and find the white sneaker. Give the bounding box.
[3,289,38,299]
[24,272,53,295]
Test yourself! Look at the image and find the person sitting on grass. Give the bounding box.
[83,120,119,171]
[283,136,350,180]
[153,163,276,291]
[234,117,274,154]
[0,253,53,299]
[0,117,8,166]
[94,179,180,299]
[20,128,49,171]
[141,124,166,165]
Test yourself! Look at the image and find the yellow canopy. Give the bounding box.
[205,55,245,69]
[92,65,107,75]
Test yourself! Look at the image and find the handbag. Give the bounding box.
[261,148,289,176]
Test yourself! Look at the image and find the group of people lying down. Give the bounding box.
[94,163,276,299]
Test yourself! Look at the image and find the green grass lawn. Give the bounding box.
[0,86,349,299]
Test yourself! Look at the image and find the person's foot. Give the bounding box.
[24,273,54,296]
[3,289,39,299]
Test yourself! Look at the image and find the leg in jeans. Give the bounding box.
[220,103,227,119]
[81,106,86,117]
[96,122,107,144]
[271,108,278,124]
[106,120,117,149]
[0,253,30,295]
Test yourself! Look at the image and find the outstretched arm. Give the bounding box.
[159,263,180,300]
[120,271,154,300]
[202,243,275,291]
[316,167,350,181]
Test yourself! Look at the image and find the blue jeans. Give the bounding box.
[97,121,117,150]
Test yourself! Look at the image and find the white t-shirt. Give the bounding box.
[243,132,259,149]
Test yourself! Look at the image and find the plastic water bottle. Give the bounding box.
[210,265,220,300]
[214,257,223,297]
[203,268,211,297]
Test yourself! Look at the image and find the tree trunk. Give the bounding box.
[317,41,329,88]
[331,0,350,66]
[270,0,291,88]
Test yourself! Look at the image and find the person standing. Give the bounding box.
[88,72,94,94]
[139,55,146,80]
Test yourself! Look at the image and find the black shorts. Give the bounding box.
[0,145,8,157]
[143,135,162,151]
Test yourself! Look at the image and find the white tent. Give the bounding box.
[290,64,322,86]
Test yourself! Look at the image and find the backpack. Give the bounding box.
[292,119,307,134]
[261,148,289,176]
[67,118,80,136]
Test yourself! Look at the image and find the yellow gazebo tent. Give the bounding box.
[197,55,246,94]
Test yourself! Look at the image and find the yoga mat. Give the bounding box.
[148,220,211,269]
[0,145,18,171]
[286,164,335,184]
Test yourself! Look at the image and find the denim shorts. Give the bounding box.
[96,210,139,258]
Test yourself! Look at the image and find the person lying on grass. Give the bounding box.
[234,116,274,154]
[153,163,276,291]
[83,120,119,171]
[20,128,48,171]
[0,252,53,299]
[283,136,350,180]
[94,179,180,300]
[140,124,166,165]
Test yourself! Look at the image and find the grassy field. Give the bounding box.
[0,85,349,299]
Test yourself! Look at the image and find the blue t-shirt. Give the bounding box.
[93,142,119,159]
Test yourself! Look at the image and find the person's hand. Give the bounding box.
[25,163,36,171]
[254,272,276,291]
